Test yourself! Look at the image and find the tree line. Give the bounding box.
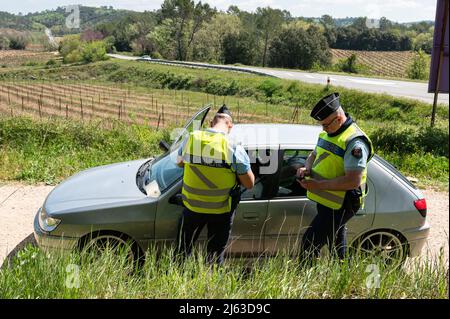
[88,1,433,69]
[3,2,434,71]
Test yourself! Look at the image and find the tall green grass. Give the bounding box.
[0,115,448,189]
[0,116,166,184]
[0,244,447,299]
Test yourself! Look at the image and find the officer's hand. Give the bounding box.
[296,167,310,179]
[298,178,321,190]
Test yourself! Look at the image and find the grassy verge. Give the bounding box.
[0,243,447,299]
[362,122,449,190]
[0,116,166,184]
[1,113,448,190]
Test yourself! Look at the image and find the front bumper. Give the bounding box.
[403,221,431,257]
[33,212,78,252]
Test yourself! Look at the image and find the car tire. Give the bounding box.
[352,230,408,265]
[78,231,143,268]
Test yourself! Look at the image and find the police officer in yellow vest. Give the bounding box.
[297,92,374,261]
[176,105,255,265]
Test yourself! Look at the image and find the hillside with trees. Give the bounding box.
[0,6,133,35]
[0,1,435,78]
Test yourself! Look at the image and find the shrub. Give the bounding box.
[59,36,83,63]
[81,41,108,63]
[64,49,83,64]
[205,79,232,95]
[407,49,430,80]
[8,34,29,50]
[340,54,358,73]
[0,35,10,50]
[370,126,449,157]
[102,35,116,53]
[334,54,371,74]
[59,36,108,64]
[46,59,57,66]
[257,79,283,99]
[152,51,163,59]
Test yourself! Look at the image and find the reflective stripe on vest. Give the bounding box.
[181,130,237,214]
[307,123,374,210]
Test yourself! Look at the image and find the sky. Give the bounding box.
[0,0,439,23]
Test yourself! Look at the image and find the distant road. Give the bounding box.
[108,54,449,105]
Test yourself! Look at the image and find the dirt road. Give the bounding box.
[0,182,448,266]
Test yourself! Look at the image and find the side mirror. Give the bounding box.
[159,140,170,152]
[169,193,184,206]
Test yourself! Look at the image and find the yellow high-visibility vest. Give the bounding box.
[181,130,237,214]
[307,123,374,210]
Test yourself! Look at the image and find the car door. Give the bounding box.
[265,148,376,256]
[154,105,211,244]
[226,148,279,257]
[265,149,317,255]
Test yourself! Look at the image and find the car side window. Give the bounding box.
[276,149,310,197]
[241,148,277,200]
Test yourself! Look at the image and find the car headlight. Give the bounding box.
[38,207,61,232]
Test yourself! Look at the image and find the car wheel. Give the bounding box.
[354,231,407,264]
[80,233,140,267]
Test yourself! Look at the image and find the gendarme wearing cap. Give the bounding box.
[310,92,341,121]
[296,92,375,262]
[175,103,254,266]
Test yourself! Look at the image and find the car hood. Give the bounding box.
[44,158,153,215]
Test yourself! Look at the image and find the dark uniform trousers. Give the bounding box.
[300,202,356,261]
[177,207,236,265]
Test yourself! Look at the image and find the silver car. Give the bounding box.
[33,106,430,263]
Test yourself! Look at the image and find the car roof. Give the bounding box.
[229,123,322,149]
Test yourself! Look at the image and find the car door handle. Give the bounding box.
[242,212,259,220]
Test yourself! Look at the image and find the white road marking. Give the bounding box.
[303,74,314,79]
[345,78,396,86]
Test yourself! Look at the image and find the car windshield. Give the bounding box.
[141,105,210,196]
[144,148,183,195]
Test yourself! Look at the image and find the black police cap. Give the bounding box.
[217,104,232,119]
[310,92,341,121]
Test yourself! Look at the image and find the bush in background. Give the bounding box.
[81,41,108,63]
[370,126,449,157]
[59,35,109,64]
[0,35,10,50]
[7,34,29,50]
[407,49,430,80]
[333,53,371,74]
[337,54,358,73]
